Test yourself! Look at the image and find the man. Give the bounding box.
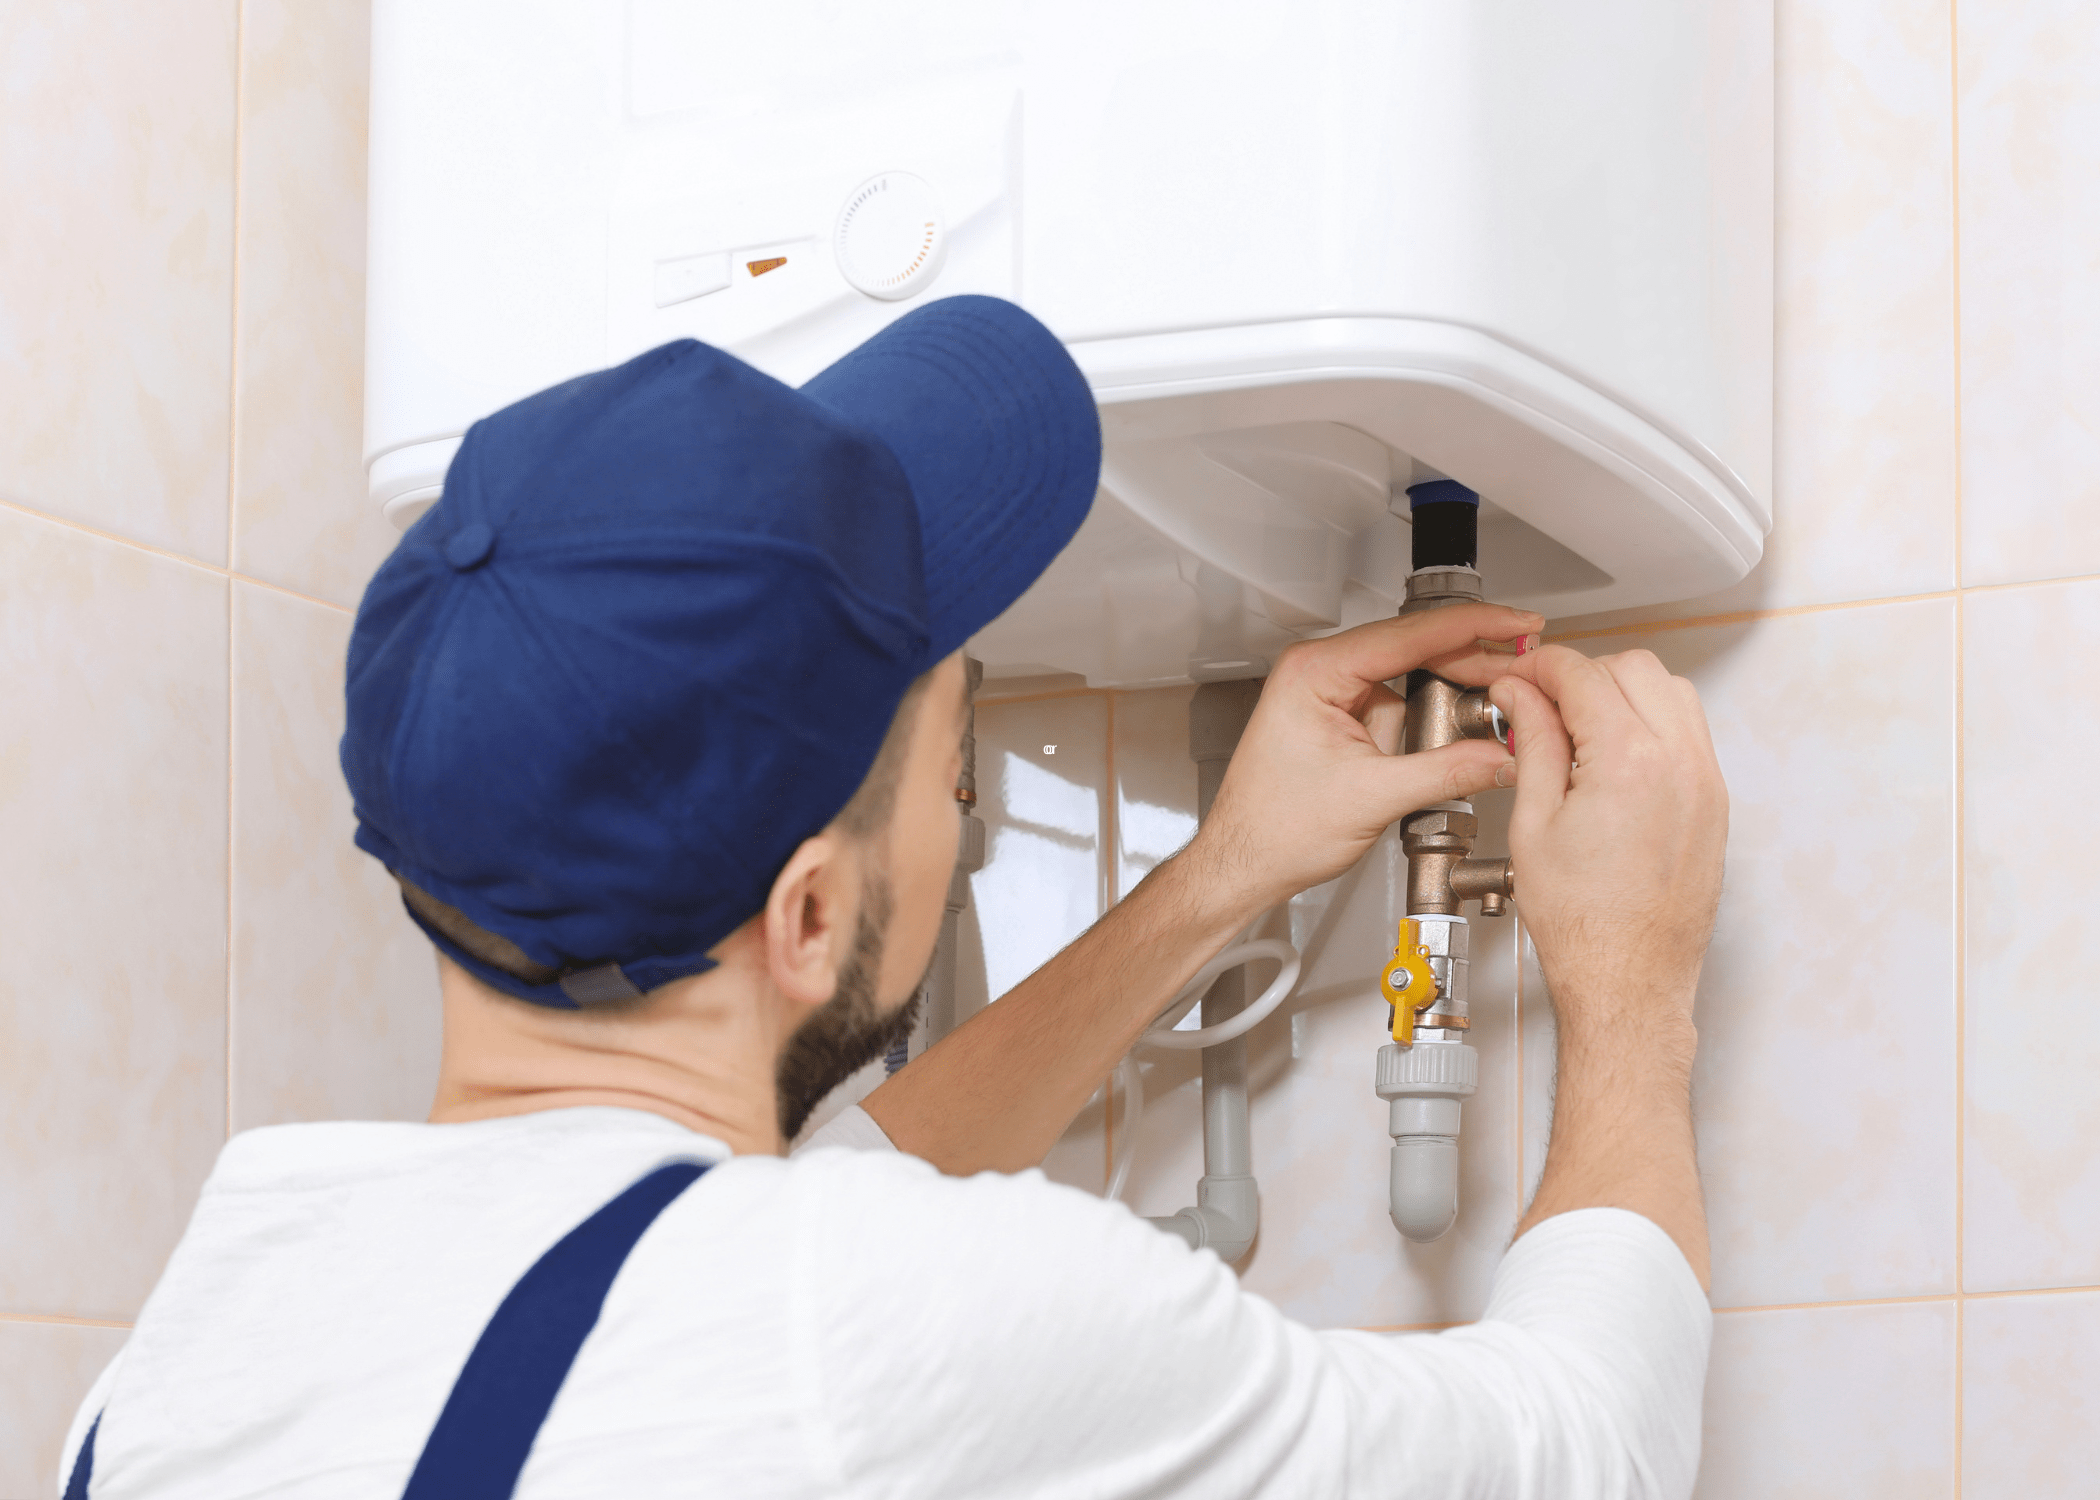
[62,296,1724,1497]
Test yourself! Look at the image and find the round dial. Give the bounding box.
[834,172,948,302]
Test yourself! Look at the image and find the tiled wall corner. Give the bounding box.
[0,1321,131,1499]
[0,0,239,563]
[0,510,229,1323]
[229,583,441,1132]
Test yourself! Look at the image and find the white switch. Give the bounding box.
[653,252,731,308]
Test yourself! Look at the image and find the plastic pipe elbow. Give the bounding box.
[1145,1174,1258,1263]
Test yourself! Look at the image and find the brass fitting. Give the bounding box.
[1397,808,1514,916]
[1395,565,1514,921]
[1400,682,1503,756]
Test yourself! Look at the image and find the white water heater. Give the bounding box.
[367,0,1771,687]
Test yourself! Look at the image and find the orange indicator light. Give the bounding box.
[746,257,788,277]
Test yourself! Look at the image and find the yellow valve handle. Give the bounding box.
[1380,918,1438,1046]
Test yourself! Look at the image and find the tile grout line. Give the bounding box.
[1546,590,1958,642]
[977,685,1109,708]
[1710,1281,2100,1317]
[1949,0,1967,1483]
[1358,1320,1465,1334]
[1512,909,1526,1219]
[0,1312,133,1331]
[225,571,239,1144]
[1714,1293,1978,1315]
[15,488,2084,655]
[0,499,357,617]
[1542,571,2100,645]
[1100,694,1119,1191]
[1961,1282,2100,1302]
[224,0,251,1147]
[1953,579,1969,1491]
[1102,692,1120,918]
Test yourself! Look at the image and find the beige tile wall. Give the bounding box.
[0,1,437,1491]
[3,0,2096,1496]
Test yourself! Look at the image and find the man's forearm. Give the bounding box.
[1516,1001,1710,1289]
[863,844,1260,1175]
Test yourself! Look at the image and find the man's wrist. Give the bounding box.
[1148,831,1276,937]
[1540,959,1700,1027]
[1551,1001,1699,1091]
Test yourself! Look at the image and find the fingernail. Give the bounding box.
[1495,759,1518,787]
[1489,681,1512,710]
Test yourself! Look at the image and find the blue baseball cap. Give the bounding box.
[342,295,1100,1007]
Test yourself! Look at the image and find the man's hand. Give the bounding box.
[1493,644,1726,1287]
[1190,604,1543,913]
[1491,646,1727,1028]
[868,602,1539,1174]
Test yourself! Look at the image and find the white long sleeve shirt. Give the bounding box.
[62,1105,1710,1498]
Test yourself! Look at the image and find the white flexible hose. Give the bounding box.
[1106,934,1301,1202]
[1139,938,1302,1051]
[1105,1052,1143,1202]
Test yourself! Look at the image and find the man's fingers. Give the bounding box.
[1417,634,1548,689]
[1276,604,1543,705]
[1490,675,1573,821]
[1359,681,1405,756]
[1495,644,1645,750]
[1595,649,1690,738]
[1357,738,1515,825]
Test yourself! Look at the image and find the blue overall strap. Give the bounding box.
[61,1413,99,1500]
[57,1161,710,1500]
[400,1159,711,1500]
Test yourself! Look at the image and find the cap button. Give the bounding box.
[445,522,496,572]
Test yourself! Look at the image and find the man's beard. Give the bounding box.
[774,872,924,1141]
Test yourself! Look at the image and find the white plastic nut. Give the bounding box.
[1375,1040,1478,1098]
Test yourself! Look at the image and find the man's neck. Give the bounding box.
[426,955,789,1156]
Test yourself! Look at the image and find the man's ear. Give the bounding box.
[761,832,856,1012]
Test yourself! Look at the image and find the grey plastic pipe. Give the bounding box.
[1375,1036,1478,1240]
[1144,679,1265,1263]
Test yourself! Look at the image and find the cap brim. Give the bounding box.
[801,295,1102,661]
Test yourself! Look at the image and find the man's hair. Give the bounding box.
[405,668,936,992]
[827,668,934,844]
